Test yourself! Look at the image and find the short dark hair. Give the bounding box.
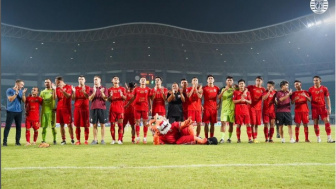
[155,76,162,81]
[15,79,23,83]
[267,81,275,86]
[44,78,51,82]
[238,79,245,84]
[280,80,289,88]
[207,75,214,79]
[294,80,301,83]
[226,76,233,80]
[181,78,187,81]
[256,76,263,80]
[79,75,85,78]
[55,76,63,81]
[192,77,198,79]
[313,76,321,80]
[94,75,101,79]
[32,86,39,91]
[128,82,135,88]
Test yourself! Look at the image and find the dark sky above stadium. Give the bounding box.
[1,0,335,32]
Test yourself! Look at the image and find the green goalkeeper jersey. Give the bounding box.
[40,89,55,113]
[220,87,235,114]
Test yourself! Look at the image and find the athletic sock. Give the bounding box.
[110,123,115,141]
[205,131,208,139]
[84,127,89,141]
[251,129,255,139]
[221,133,225,140]
[210,132,214,138]
[247,126,252,140]
[76,127,81,141]
[26,129,30,143]
[269,128,274,140]
[143,126,148,138]
[52,127,57,141]
[33,130,38,142]
[136,125,140,137]
[264,127,268,140]
[314,124,320,136]
[295,127,300,141]
[42,127,47,142]
[118,123,123,141]
[325,123,331,135]
[228,132,232,139]
[304,127,309,140]
[236,127,241,140]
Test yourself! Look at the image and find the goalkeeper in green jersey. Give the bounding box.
[218,76,236,143]
[40,79,57,144]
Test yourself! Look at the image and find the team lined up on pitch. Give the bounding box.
[3,74,334,146]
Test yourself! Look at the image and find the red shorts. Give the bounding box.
[250,108,262,125]
[134,110,148,120]
[74,107,89,127]
[311,107,328,120]
[263,112,276,124]
[56,108,72,125]
[26,120,40,130]
[109,112,124,122]
[294,112,309,124]
[183,111,188,120]
[202,109,218,124]
[188,110,202,123]
[176,135,195,144]
[235,114,250,125]
[152,111,166,117]
[123,112,135,126]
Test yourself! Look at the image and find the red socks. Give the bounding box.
[295,127,300,141]
[118,123,123,141]
[143,126,148,138]
[136,125,140,137]
[76,127,81,141]
[205,132,208,139]
[110,123,116,140]
[236,127,241,140]
[304,127,309,140]
[325,123,331,135]
[247,126,252,140]
[210,133,214,138]
[269,128,274,140]
[264,127,268,140]
[26,129,30,143]
[314,124,320,136]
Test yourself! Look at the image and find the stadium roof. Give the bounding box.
[1,9,335,81]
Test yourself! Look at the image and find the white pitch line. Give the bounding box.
[2,163,335,171]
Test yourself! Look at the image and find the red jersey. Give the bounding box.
[291,90,309,113]
[74,86,90,108]
[25,96,43,121]
[159,122,181,144]
[182,88,189,111]
[262,90,276,114]
[203,85,220,110]
[108,86,126,114]
[233,90,251,115]
[133,86,151,111]
[186,87,202,111]
[56,84,72,110]
[150,87,168,113]
[247,85,266,110]
[308,86,329,108]
[124,89,135,114]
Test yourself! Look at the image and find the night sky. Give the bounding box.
[1,0,334,31]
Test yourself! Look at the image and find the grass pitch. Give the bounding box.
[1,125,335,189]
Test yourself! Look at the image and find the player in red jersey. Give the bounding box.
[187,77,203,137]
[126,77,151,144]
[25,87,43,145]
[202,75,220,138]
[150,76,168,116]
[71,75,90,145]
[108,76,126,145]
[308,76,334,143]
[291,80,311,143]
[181,78,189,120]
[123,82,136,143]
[262,81,276,143]
[55,76,74,145]
[233,79,253,143]
[247,76,266,143]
